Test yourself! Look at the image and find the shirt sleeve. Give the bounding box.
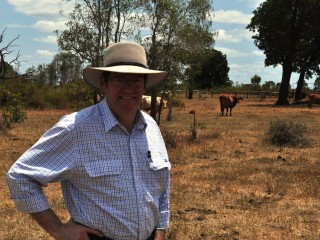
[157,169,170,229]
[6,118,74,213]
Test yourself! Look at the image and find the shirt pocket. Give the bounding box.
[84,158,123,177]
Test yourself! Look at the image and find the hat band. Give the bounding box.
[106,62,147,68]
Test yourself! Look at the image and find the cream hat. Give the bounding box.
[83,42,167,89]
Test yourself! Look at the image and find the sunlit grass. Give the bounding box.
[1,96,320,239]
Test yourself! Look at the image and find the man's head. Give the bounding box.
[83,42,167,90]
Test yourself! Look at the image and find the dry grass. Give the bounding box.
[1,96,320,240]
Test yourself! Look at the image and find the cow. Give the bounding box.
[219,93,242,116]
[307,93,320,109]
[141,95,167,113]
[258,92,267,102]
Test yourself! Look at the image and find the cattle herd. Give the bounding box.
[140,92,320,116]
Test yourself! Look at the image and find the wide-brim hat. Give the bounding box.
[83,42,167,89]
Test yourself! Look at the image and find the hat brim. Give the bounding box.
[83,66,167,89]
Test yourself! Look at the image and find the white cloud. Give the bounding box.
[33,35,57,44]
[33,19,67,32]
[252,50,264,56]
[36,49,56,57]
[216,47,249,58]
[229,62,283,84]
[215,29,241,43]
[7,0,62,16]
[6,23,31,28]
[7,0,75,18]
[215,28,252,43]
[214,10,252,25]
[236,0,264,9]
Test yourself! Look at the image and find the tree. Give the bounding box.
[262,80,276,91]
[57,0,143,103]
[0,27,20,81]
[47,52,83,86]
[57,0,143,67]
[143,0,214,118]
[247,0,320,105]
[56,0,214,121]
[251,74,261,85]
[193,49,230,89]
[292,1,320,100]
[313,76,320,91]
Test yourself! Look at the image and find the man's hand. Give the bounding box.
[54,220,104,240]
[31,209,103,240]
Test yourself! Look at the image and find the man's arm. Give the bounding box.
[155,229,166,240]
[31,209,103,240]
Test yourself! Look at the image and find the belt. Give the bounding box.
[88,228,156,240]
[74,221,156,240]
[88,233,112,240]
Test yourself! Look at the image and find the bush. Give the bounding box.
[266,119,308,147]
[0,89,27,129]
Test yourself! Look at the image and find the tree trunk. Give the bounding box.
[294,68,306,101]
[188,88,193,99]
[276,63,292,105]
[150,88,158,121]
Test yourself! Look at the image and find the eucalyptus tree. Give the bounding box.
[56,0,214,119]
[47,52,83,86]
[247,0,320,105]
[139,0,214,118]
[56,0,145,102]
[57,0,143,66]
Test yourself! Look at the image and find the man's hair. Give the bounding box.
[102,71,110,82]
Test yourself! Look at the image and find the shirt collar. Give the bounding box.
[98,98,147,132]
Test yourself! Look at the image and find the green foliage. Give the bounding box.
[251,74,261,85]
[266,119,309,147]
[0,89,27,128]
[195,49,231,89]
[247,0,320,105]
[314,76,320,91]
[1,78,94,110]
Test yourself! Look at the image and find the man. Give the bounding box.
[7,42,171,240]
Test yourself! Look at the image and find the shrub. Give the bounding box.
[266,119,308,147]
[163,130,177,149]
[0,89,27,129]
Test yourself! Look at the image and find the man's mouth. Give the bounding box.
[120,96,136,100]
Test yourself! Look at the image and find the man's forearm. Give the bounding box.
[31,208,63,239]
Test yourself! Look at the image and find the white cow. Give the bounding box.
[141,95,167,113]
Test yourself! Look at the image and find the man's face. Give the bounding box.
[101,72,145,113]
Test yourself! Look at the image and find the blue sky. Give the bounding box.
[1,0,314,86]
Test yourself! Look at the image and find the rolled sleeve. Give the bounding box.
[7,117,74,214]
[8,183,50,213]
[157,170,170,229]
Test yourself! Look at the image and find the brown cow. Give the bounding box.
[219,94,242,116]
[307,93,320,108]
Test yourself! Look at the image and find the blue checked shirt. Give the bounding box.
[7,98,171,240]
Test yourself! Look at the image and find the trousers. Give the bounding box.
[88,228,156,240]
